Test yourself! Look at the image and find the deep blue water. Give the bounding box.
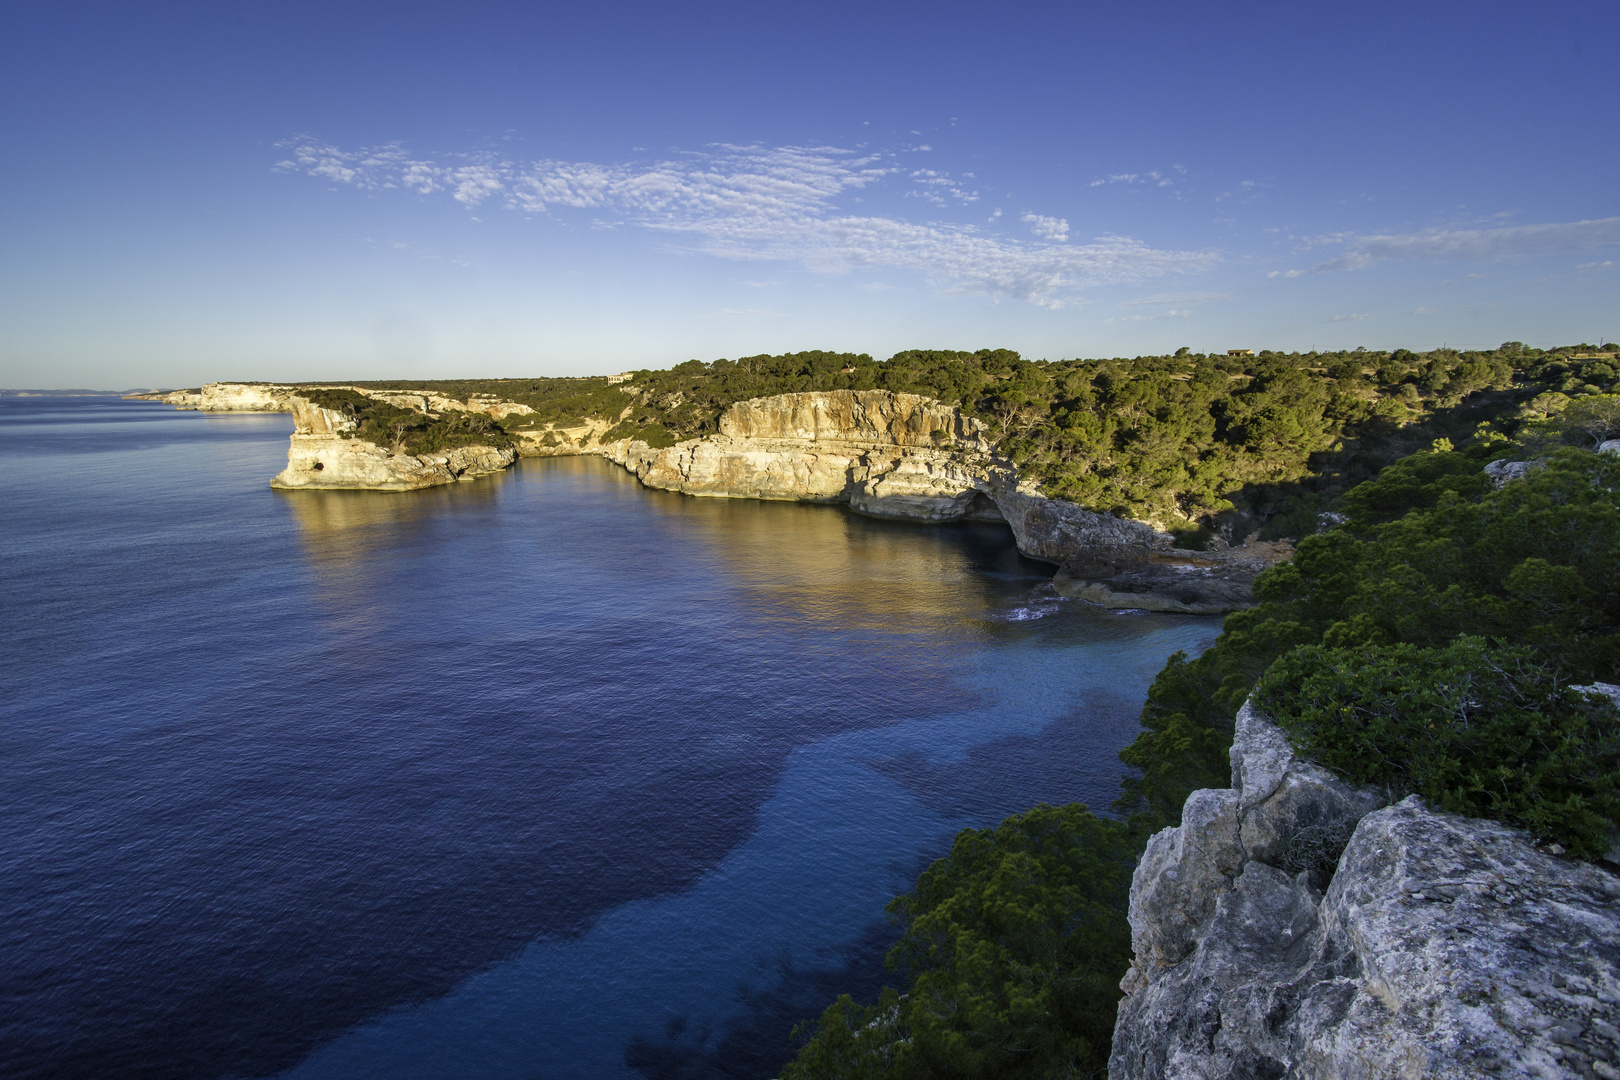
[0,397,1216,1080]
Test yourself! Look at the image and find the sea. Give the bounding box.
[0,396,1217,1080]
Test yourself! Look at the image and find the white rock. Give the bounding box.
[1111,703,1620,1080]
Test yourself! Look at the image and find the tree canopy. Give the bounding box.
[326,341,1614,539]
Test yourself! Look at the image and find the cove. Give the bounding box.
[0,398,1214,1079]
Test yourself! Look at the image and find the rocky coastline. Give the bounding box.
[268,395,516,491]
[149,382,1288,612]
[1111,692,1620,1080]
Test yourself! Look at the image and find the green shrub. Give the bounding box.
[784,804,1134,1080]
[298,388,517,456]
[1255,638,1620,858]
[1116,446,1620,829]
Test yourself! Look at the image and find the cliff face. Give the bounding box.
[602,391,999,522]
[591,390,1278,611]
[269,396,516,491]
[218,383,1280,608]
[155,382,296,411]
[1111,696,1620,1080]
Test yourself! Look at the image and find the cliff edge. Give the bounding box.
[153,382,1285,609]
[269,395,515,491]
[596,390,1284,613]
[1111,695,1620,1080]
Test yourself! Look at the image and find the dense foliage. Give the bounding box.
[785,433,1619,1079]
[1256,638,1620,858]
[331,342,1616,536]
[299,388,518,456]
[782,805,1134,1080]
[1117,445,1620,825]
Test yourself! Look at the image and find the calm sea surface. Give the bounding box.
[0,397,1216,1080]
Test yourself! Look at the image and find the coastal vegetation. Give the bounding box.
[334,341,1616,539]
[1256,638,1620,859]
[782,806,1134,1080]
[779,392,1619,1076]
[298,388,519,456]
[291,347,1618,1072]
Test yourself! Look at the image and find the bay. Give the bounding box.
[0,397,1214,1079]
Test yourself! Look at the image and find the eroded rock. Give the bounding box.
[220,383,1280,606]
[269,395,516,490]
[1111,702,1620,1080]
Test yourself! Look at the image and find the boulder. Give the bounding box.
[1485,458,1540,487]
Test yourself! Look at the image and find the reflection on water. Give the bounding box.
[279,475,508,565]
[269,455,1216,1080]
[648,493,1029,635]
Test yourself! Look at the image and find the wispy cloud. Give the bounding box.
[276,138,1216,307]
[907,168,978,206]
[1331,313,1371,322]
[1021,213,1068,241]
[1272,217,1620,275]
[1089,167,1182,190]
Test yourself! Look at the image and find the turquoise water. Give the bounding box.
[0,397,1215,1079]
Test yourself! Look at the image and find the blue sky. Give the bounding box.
[2,1,1616,387]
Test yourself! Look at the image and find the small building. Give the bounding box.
[1227,349,1256,357]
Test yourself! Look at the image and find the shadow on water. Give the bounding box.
[624,922,901,1080]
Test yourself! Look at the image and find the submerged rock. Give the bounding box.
[1111,701,1620,1080]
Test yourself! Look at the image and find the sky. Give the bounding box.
[2,0,1617,388]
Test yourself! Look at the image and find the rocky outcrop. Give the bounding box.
[1111,698,1620,1080]
[140,382,297,411]
[364,390,535,422]
[175,380,1280,607]
[1051,539,1295,615]
[588,391,1284,610]
[1485,458,1541,487]
[269,396,515,491]
[602,391,997,521]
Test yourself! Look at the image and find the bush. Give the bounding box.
[1116,446,1620,829]
[1255,638,1620,859]
[784,804,1134,1080]
[298,388,517,456]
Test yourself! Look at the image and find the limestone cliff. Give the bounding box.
[167,380,1282,609]
[140,382,297,411]
[1111,695,1620,1080]
[589,391,1281,612]
[269,395,516,491]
